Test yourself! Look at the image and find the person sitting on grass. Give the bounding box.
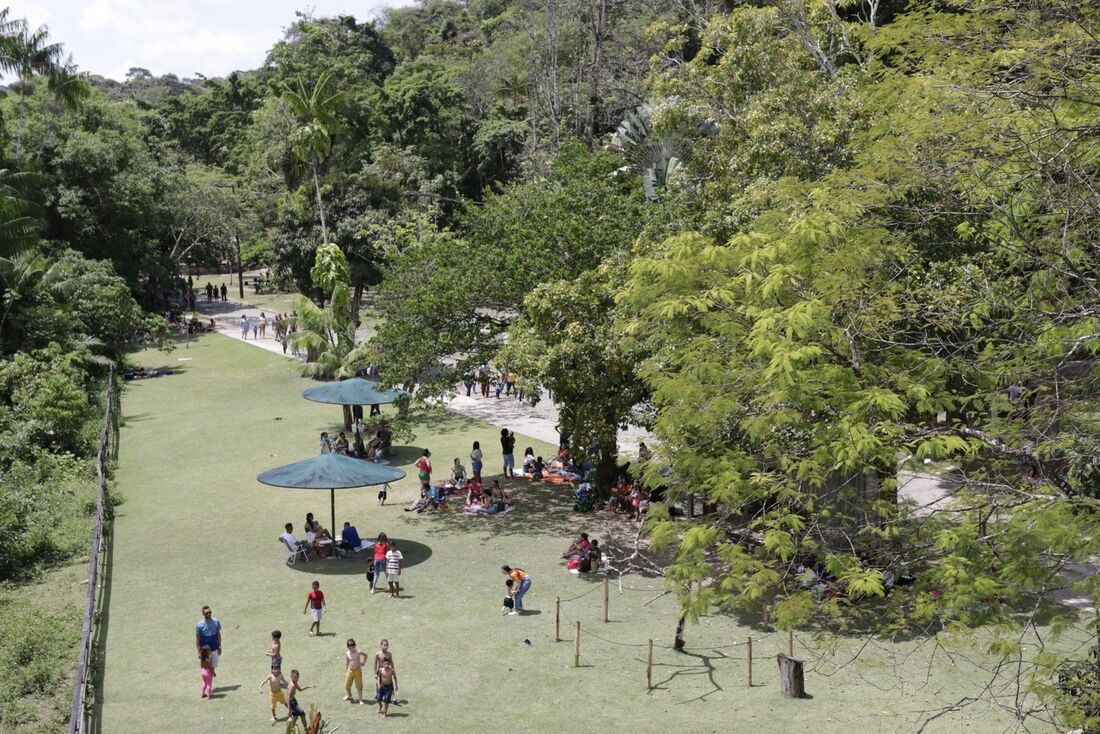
[532,456,546,480]
[334,432,350,455]
[522,447,536,475]
[579,539,602,573]
[463,494,499,515]
[451,458,466,483]
[404,484,432,513]
[465,479,484,506]
[490,480,509,510]
[562,532,590,560]
[339,521,362,553]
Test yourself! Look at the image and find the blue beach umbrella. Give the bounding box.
[257,453,406,534]
[302,377,405,406]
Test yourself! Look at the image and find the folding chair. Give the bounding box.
[282,539,309,566]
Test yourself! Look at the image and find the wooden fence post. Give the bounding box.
[647,639,653,690]
[555,597,560,642]
[777,653,805,698]
[747,637,753,687]
[574,621,581,668]
[603,578,609,623]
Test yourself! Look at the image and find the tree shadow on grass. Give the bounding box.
[285,538,433,576]
[405,475,658,574]
[650,648,730,703]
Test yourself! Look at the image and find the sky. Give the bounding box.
[8,0,413,82]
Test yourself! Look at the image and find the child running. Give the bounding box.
[199,645,214,699]
[344,638,368,704]
[303,580,326,636]
[286,669,313,730]
[258,664,290,722]
[375,660,398,717]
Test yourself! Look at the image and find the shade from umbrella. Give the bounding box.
[302,377,405,406]
[257,453,406,535]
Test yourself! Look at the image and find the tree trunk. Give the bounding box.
[235,233,244,300]
[777,653,806,697]
[595,440,618,497]
[313,163,328,243]
[673,613,686,651]
[352,282,364,326]
[584,0,608,150]
[342,404,352,432]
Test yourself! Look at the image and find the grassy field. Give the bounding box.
[93,334,1088,733]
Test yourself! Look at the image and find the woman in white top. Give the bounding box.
[470,440,483,483]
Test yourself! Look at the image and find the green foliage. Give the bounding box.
[616,7,1100,728]
[0,600,81,726]
[372,143,652,395]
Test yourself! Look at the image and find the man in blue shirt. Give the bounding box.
[339,522,362,552]
[195,605,222,670]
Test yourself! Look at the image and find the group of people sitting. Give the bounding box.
[561,532,611,574]
[184,317,217,334]
[319,422,393,462]
[402,467,512,516]
[278,513,371,561]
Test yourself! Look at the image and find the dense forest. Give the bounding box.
[2,0,1099,730]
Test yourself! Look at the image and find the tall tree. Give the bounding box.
[283,71,345,245]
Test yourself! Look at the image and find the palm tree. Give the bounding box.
[283,71,345,244]
[0,168,43,258]
[0,250,63,350]
[0,9,89,159]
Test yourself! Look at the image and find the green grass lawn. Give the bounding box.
[94,334,1085,733]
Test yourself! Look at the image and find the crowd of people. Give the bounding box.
[238,312,300,355]
[319,422,393,464]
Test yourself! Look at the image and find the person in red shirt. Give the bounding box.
[415,450,432,484]
[303,580,326,636]
[370,533,389,594]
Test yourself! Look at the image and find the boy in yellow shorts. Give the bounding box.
[344,638,368,704]
[258,664,290,722]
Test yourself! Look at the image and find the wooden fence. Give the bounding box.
[68,366,115,734]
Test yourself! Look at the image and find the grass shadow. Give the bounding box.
[285,538,433,575]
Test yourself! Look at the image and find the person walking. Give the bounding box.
[195,605,223,671]
[303,580,326,636]
[370,533,389,594]
[500,429,516,478]
[240,315,250,340]
[199,645,215,699]
[220,282,228,302]
[501,565,532,614]
[385,541,403,598]
[259,312,268,338]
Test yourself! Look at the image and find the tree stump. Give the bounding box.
[777,653,805,698]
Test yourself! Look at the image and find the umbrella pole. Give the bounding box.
[330,488,336,540]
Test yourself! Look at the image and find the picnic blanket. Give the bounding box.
[462,504,514,517]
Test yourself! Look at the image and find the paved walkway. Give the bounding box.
[190,295,651,456]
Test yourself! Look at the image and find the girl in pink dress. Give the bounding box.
[199,645,214,698]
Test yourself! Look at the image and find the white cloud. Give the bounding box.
[7,0,413,81]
